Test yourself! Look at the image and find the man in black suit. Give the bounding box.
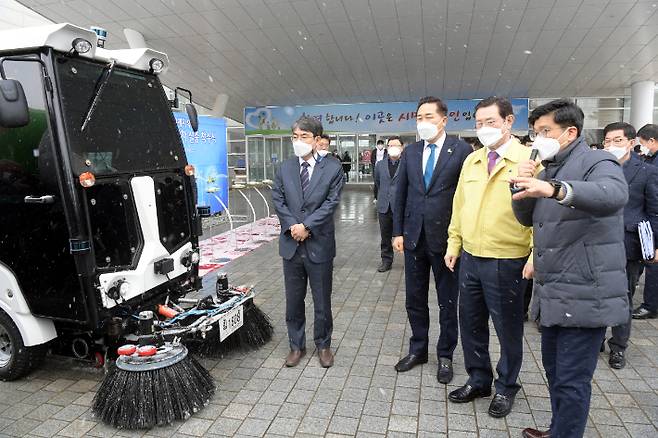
[373,136,404,272]
[371,139,387,198]
[271,116,345,368]
[371,139,387,168]
[603,122,658,369]
[634,124,658,321]
[392,96,471,383]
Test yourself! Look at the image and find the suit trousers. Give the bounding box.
[404,231,459,359]
[609,259,644,352]
[378,209,394,265]
[283,243,333,351]
[542,325,606,438]
[459,251,526,396]
[641,263,658,312]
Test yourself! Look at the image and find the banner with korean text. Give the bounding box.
[175,113,228,214]
[244,99,529,135]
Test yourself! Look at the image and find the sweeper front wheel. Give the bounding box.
[0,310,47,381]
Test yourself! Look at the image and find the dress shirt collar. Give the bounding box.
[299,155,316,168]
[424,131,447,150]
[490,137,513,160]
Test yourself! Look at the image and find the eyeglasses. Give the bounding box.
[528,126,571,141]
[528,127,560,140]
[603,137,629,146]
[291,134,314,141]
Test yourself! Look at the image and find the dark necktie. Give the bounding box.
[300,162,310,195]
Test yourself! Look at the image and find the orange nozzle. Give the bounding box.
[157,304,179,319]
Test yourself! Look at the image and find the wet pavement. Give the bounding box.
[1,186,657,437]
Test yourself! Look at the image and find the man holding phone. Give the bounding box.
[511,99,629,438]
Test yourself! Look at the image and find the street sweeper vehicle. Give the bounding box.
[0,23,272,427]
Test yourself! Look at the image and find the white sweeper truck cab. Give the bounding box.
[0,23,261,384]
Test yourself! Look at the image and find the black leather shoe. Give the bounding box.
[394,353,428,372]
[609,351,626,369]
[632,306,658,319]
[437,357,453,384]
[448,384,491,403]
[488,393,514,418]
[377,262,392,272]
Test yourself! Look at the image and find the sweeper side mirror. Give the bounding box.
[170,86,199,133]
[0,56,53,129]
[185,103,198,133]
[0,79,29,128]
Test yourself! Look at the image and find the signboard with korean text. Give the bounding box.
[244,99,529,135]
[175,113,228,214]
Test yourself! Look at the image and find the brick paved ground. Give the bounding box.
[1,187,657,437]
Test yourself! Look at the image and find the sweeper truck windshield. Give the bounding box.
[58,55,186,176]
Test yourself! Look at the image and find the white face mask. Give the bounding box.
[293,140,313,157]
[317,149,329,157]
[640,145,650,155]
[417,121,439,141]
[388,146,402,158]
[606,146,628,160]
[532,128,571,160]
[477,126,505,149]
[533,137,561,161]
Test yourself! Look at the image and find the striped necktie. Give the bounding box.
[300,161,310,195]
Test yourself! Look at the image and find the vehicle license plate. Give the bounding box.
[219,305,243,341]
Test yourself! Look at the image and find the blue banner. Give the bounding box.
[245,99,529,134]
[175,113,228,214]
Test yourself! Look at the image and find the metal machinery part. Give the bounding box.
[115,343,188,372]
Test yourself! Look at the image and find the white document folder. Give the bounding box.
[638,220,655,261]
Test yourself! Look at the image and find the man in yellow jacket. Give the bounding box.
[444,96,533,418]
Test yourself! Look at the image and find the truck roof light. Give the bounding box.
[149,58,165,74]
[90,26,107,48]
[71,38,92,54]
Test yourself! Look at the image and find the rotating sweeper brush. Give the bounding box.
[92,343,214,429]
[183,273,273,358]
[91,273,271,429]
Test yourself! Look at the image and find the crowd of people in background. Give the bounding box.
[272,96,658,438]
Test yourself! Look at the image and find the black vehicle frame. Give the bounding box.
[0,45,204,379]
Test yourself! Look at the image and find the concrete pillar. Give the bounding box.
[631,80,655,129]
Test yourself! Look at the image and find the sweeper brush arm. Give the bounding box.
[156,295,252,337]
[145,285,258,342]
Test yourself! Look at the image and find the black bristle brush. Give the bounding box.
[92,343,214,429]
[188,299,273,358]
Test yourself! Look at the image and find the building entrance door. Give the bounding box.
[336,134,356,183]
[357,134,376,183]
